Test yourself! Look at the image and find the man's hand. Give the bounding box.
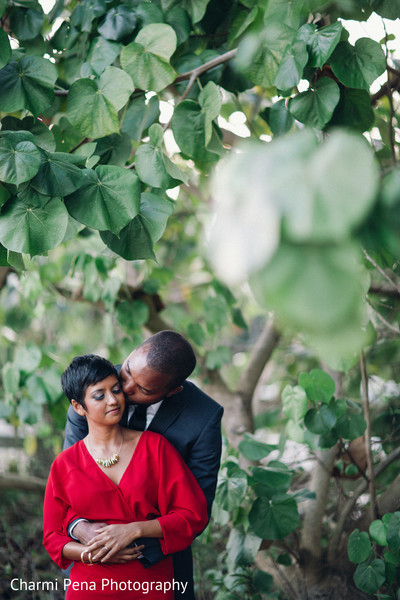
[106,547,144,564]
[73,521,108,545]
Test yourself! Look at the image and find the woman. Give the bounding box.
[43,354,208,599]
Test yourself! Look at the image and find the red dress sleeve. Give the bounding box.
[155,435,208,555]
[42,458,74,569]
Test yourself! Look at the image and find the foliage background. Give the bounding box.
[2,0,400,598]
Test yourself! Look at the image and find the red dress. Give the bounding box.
[43,431,208,599]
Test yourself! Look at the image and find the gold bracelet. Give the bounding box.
[80,550,88,564]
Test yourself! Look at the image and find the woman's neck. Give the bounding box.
[85,424,122,450]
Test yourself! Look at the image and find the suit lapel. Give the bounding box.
[148,389,187,435]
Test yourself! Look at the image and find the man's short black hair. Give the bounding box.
[140,330,196,389]
[61,354,118,409]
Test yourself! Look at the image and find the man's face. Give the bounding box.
[119,347,175,406]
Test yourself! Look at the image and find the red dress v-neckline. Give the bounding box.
[80,431,146,488]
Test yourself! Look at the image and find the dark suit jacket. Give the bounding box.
[63,380,223,598]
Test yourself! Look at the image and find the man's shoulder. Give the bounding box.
[179,381,223,413]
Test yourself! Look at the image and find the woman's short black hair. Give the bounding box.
[61,354,118,409]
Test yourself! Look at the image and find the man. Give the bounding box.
[63,330,224,599]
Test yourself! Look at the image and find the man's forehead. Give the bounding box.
[124,347,148,371]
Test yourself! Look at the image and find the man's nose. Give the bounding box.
[122,379,135,395]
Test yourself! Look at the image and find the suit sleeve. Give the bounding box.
[185,405,224,518]
[42,462,73,569]
[63,404,88,450]
[156,436,208,556]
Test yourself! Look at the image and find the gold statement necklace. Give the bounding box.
[87,430,124,468]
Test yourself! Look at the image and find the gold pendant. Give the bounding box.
[95,454,120,468]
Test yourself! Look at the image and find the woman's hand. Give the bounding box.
[86,523,144,563]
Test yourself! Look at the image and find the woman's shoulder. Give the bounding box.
[50,440,84,473]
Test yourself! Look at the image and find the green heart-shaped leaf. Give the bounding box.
[98,5,137,41]
[0,56,57,115]
[121,94,160,141]
[304,405,337,435]
[297,22,342,68]
[335,413,366,440]
[249,494,299,540]
[10,8,44,41]
[237,23,296,88]
[348,529,372,564]
[215,463,247,512]
[120,24,177,92]
[67,67,134,138]
[0,138,41,186]
[171,100,220,162]
[299,369,335,404]
[289,77,340,129]
[330,39,386,90]
[65,166,140,234]
[100,192,173,259]
[282,385,308,421]
[161,0,210,24]
[0,193,69,255]
[274,40,308,90]
[353,559,385,594]
[30,151,84,196]
[329,87,375,133]
[88,37,122,76]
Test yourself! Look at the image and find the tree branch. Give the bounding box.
[236,318,280,415]
[363,249,400,295]
[54,49,238,97]
[328,445,400,561]
[360,352,376,521]
[370,66,400,106]
[300,444,339,564]
[0,473,46,493]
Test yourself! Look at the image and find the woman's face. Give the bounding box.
[77,374,125,424]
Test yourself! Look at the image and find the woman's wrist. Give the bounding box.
[128,521,143,541]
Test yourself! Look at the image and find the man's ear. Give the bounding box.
[166,385,183,398]
[71,399,87,417]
